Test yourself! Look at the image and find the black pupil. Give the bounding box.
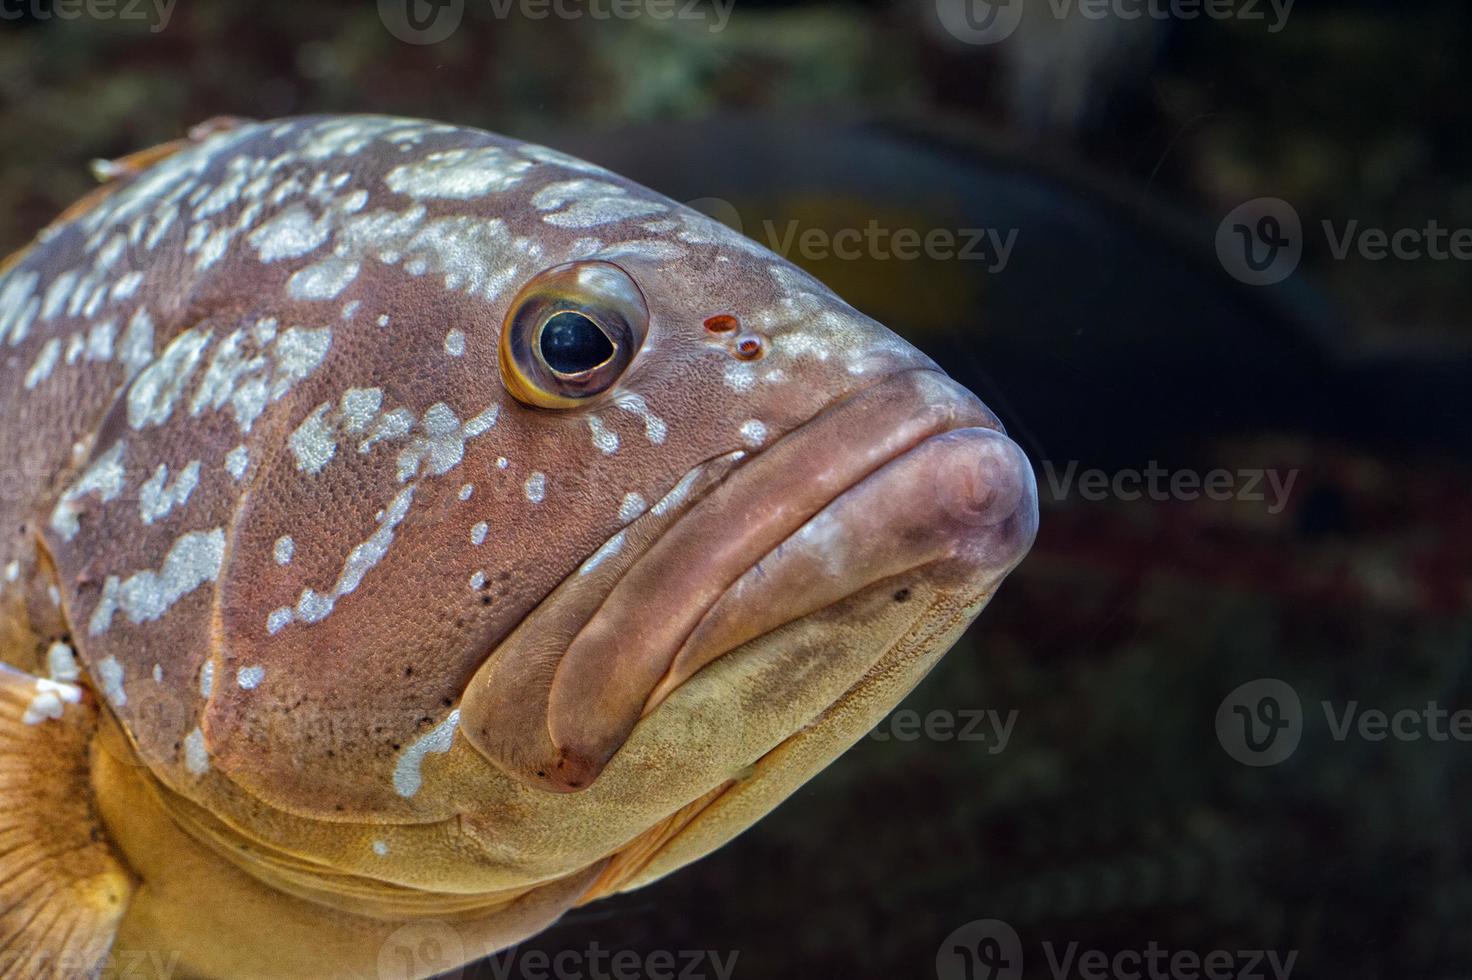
[539,312,614,375]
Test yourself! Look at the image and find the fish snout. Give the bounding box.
[921,425,1040,588]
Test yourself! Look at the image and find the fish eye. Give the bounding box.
[500,260,648,409]
[538,311,615,375]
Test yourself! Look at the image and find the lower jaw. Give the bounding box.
[574,569,994,903]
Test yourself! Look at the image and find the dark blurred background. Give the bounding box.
[4,1,1469,977]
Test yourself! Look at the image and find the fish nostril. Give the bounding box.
[734,334,764,360]
[704,313,739,333]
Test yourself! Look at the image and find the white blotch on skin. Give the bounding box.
[89,529,227,636]
[444,329,466,357]
[139,460,202,525]
[619,493,647,523]
[289,404,338,475]
[288,257,359,301]
[153,663,163,683]
[458,484,474,501]
[739,420,769,448]
[266,607,292,636]
[524,472,546,503]
[191,325,332,434]
[531,179,666,228]
[237,665,266,690]
[470,522,488,546]
[392,709,461,798]
[724,362,756,392]
[613,392,667,444]
[51,440,127,541]
[23,337,61,389]
[184,726,210,774]
[395,403,498,483]
[587,416,619,455]
[119,308,155,377]
[46,641,80,683]
[274,535,295,565]
[469,570,486,590]
[248,204,330,262]
[226,445,250,481]
[22,678,82,726]
[4,561,18,582]
[128,328,211,429]
[47,585,60,606]
[372,840,389,856]
[97,656,127,706]
[385,147,533,200]
[277,486,415,631]
[199,660,215,698]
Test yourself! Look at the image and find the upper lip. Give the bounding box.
[461,368,1030,793]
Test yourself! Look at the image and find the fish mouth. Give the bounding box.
[459,367,1038,793]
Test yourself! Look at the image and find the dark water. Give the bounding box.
[3,1,1468,977]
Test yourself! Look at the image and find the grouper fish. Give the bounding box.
[0,115,1037,979]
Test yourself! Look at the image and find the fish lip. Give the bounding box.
[637,409,1036,716]
[459,366,1032,796]
[537,367,1029,782]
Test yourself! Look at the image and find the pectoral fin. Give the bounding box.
[0,664,135,979]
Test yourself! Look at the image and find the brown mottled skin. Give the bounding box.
[0,116,1037,978]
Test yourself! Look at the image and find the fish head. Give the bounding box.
[43,119,1035,898]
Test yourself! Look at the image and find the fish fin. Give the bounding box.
[0,115,258,279]
[0,664,135,979]
[87,115,256,184]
